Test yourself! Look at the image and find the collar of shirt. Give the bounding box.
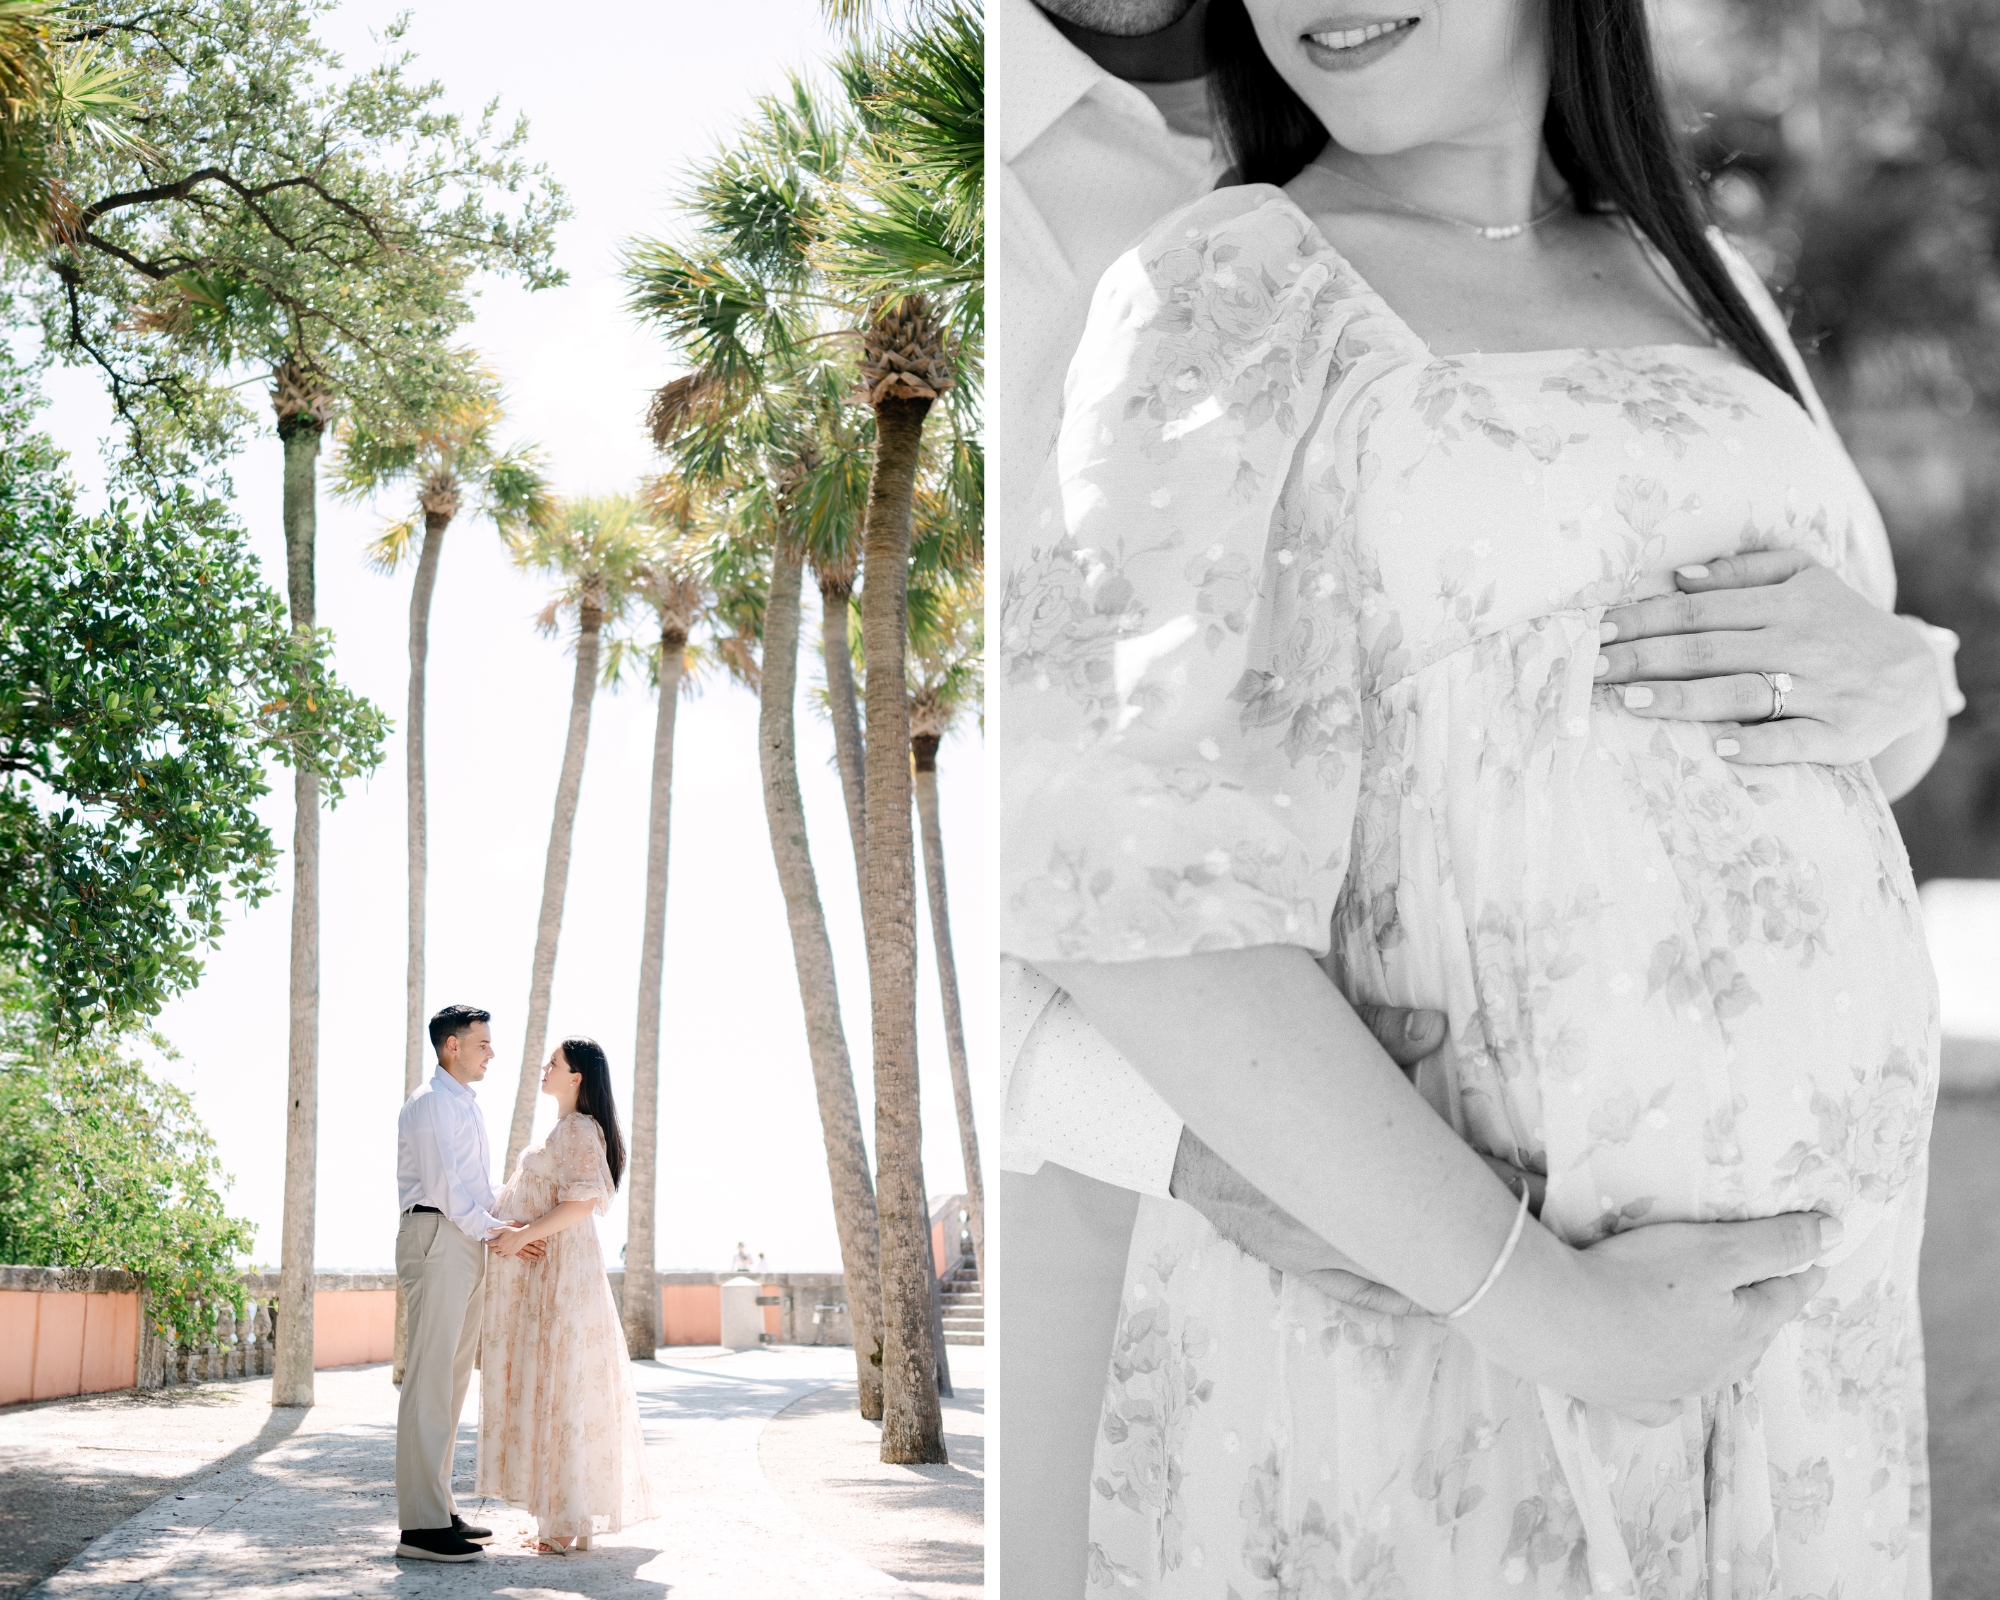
[431,1068,474,1103]
[1000,0,1175,165]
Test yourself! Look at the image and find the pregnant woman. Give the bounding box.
[479,1038,655,1553]
[1002,2,1950,1594]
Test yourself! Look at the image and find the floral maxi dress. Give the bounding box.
[476,1111,656,1540]
[1000,187,1939,1599]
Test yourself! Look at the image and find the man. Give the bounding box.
[393,1003,538,1563]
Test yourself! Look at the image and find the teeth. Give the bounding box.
[1307,18,1413,49]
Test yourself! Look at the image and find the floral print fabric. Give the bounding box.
[477,1112,656,1539]
[1001,186,1939,1598]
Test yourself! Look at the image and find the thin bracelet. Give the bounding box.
[1444,1183,1532,1321]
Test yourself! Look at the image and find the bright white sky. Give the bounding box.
[29,0,988,1273]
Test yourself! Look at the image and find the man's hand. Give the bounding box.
[1169,1005,1543,1313]
[487,1223,538,1260]
[1596,552,1943,765]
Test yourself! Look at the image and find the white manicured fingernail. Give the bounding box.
[1676,564,1709,579]
[1598,620,1617,643]
[1622,685,1653,709]
[1715,737,1740,757]
[1594,654,1610,677]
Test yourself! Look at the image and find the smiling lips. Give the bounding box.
[1304,16,1419,51]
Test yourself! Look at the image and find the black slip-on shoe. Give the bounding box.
[396,1527,483,1562]
[451,1514,493,1543]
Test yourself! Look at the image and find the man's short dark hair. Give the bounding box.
[429,1004,491,1056]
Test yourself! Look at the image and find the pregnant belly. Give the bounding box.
[1338,657,1940,1246]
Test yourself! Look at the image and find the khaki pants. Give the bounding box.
[996,1165,1140,1600]
[394,1211,486,1532]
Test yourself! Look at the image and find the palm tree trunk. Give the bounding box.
[273,411,324,1409]
[622,623,684,1360]
[505,595,606,1173]
[912,734,982,1289]
[817,573,867,874]
[405,511,450,1098]
[393,508,450,1386]
[860,396,944,1464]
[759,541,886,1419]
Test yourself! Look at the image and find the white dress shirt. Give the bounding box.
[397,1069,505,1242]
[997,0,1226,1198]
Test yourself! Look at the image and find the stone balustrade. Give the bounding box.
[3,1266,852,1407]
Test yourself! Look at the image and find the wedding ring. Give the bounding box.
[1758,671,1793,723]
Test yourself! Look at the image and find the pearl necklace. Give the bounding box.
[1316,161,1572,242]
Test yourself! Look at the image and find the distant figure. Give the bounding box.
[730,1241,753,1273]
[755,1251,767,1276]
[479,1036,657,1554]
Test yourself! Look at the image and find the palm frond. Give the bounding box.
[363,518,419,574]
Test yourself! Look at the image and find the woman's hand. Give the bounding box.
[1596,552,1945,767]
[1464,1210,1836,1408]
[488,1223,536,1259]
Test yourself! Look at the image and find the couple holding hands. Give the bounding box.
[391,1003,654,1562]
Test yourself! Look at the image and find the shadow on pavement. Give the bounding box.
[0,1379,310,1600]
[758,1381,983,1597]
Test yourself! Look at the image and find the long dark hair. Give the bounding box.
[1203,0,1804,406]
[558,1036,626,1188]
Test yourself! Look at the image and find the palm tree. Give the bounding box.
[333,375,551,1102]
[331,371,547,1385]
[813,539,867,876]
[819,1,981,1466]
[607,518,708,1360]
[0,3,144,255]
[625,76,895,1419]
[502,495,642,1173]
[906,575,983,1289]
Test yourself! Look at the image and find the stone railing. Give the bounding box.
[608,1271,851,1347]
[4,1265,851,1407]
[139,1271,401,1390]
[138,1281,276,1390]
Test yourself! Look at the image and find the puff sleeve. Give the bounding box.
[1000,188,1378,965]
[552,1114,614,1215]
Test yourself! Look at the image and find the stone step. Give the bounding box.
[944,1332,984,1345]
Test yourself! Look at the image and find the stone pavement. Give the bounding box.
[7,1346,984,1600]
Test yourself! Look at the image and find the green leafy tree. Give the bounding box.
[0,351,384,1040]
[20,0,567,1404]
[0,973,257,1350]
